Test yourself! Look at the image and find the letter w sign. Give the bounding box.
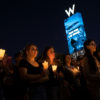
[65,4,75,17]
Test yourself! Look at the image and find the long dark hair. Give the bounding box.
[37,46,53,63]
[84,39,98,72]
[42,46,54,60]
[40,46,60,65]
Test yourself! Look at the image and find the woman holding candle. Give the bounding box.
[41,46,63,100]
[81,39,100,100]
[19,43,48,100]
[64,54,80,75]
[63,54,81,100]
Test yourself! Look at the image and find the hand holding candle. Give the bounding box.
[0,49,6,60]
[52,65,57,72]
[72,67,80,75]
[42,61,49,70]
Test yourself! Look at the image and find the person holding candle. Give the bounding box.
[63,54,80,76]
[41,46,64,100]
[63,54,81,100]
[19,43,48,100]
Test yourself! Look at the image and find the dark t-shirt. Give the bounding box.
[19,59,42,75]
[19,59,43,86]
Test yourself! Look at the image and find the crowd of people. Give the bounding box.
[0,39,100,100]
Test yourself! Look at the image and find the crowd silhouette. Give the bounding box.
[0,39,100,100]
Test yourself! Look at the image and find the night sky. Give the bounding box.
[0,0,100,56]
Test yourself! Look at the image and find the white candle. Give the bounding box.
[52,65,57,72]
[0,49,6,60]
[42,61,48,70]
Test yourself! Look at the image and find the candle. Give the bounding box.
[72,67,80,74]
[42,61,48,70]
[77,66,80,70]
[0,49,6,60]
[52,65,57,72]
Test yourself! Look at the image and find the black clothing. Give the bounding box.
[19,59,47,100]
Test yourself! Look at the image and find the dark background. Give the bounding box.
[0,0,100,56]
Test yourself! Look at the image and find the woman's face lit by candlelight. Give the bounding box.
[26,45,38,59]
[47,48,55,60]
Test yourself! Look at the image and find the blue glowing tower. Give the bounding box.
[64,12,86,57]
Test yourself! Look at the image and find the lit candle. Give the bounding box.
[52,65,57,72]
[77,66,80,70]
[72,67,80,74]
[42,61,48,70]
[0,49,6,60]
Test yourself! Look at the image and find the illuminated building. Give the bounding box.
[64,12,86,58]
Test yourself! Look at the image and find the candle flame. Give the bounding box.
[52,65,57,72]
[42,61,48,70]
[0,49,6,60]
